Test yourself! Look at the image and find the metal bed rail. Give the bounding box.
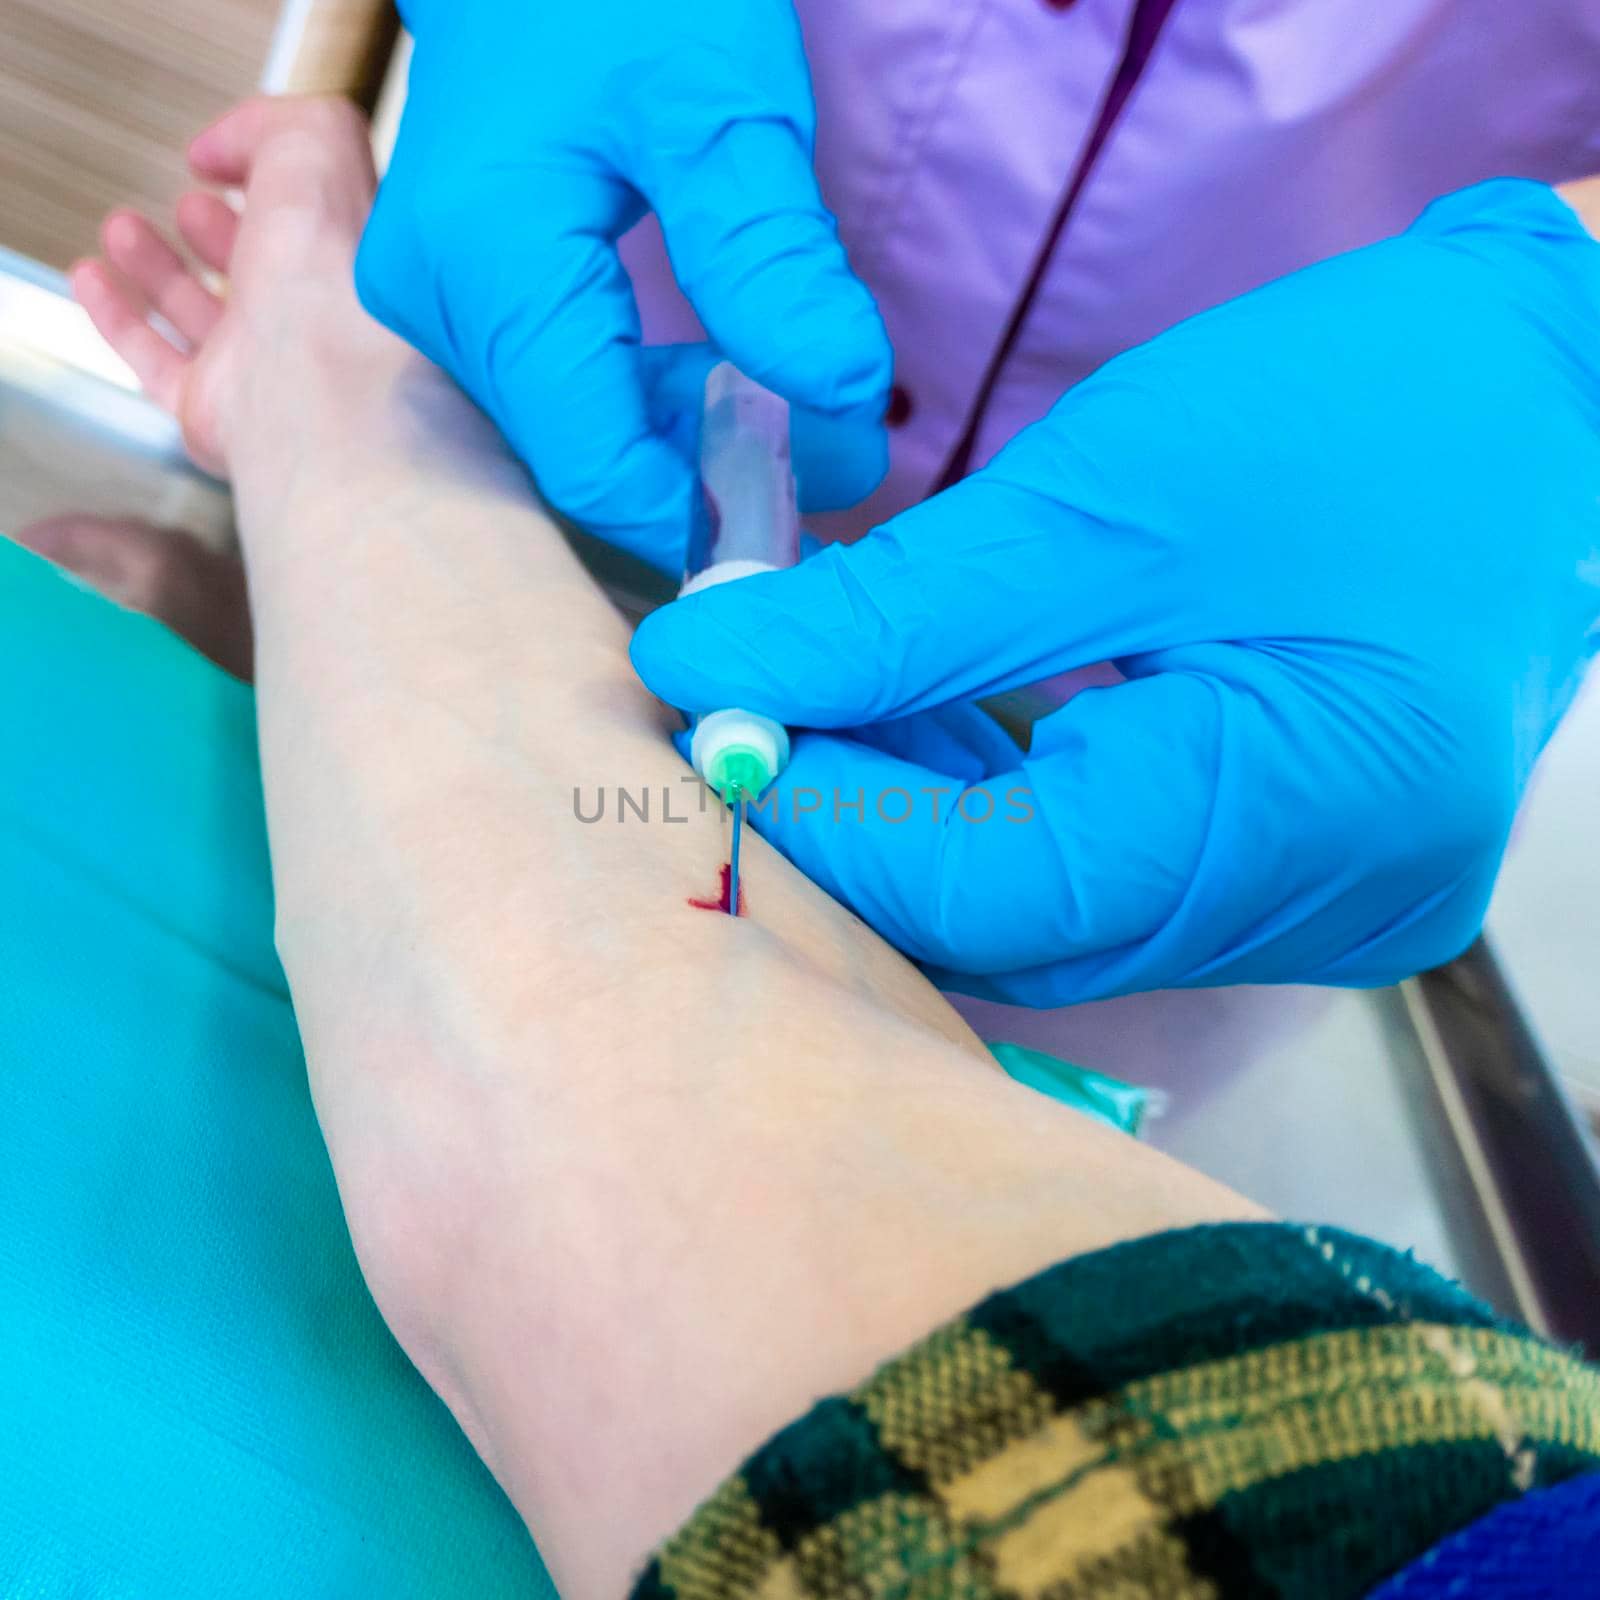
[1403,937,1600,1351]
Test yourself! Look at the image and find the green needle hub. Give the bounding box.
[707,745,771,807]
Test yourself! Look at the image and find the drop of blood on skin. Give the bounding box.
[688,862,744,915]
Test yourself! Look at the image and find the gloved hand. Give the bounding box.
[632,179,1600,1004]
[355,0,891,571]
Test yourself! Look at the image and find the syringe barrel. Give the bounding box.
[681,363,799,803]
[684,363,802,589]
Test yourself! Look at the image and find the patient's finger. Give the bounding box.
[68,260,188,415]
[101,211,222,346]
[190,96,375,206]
[187,97,275,186]
[176,191,240,276]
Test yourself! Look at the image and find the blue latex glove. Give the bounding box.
[356,0,891,571]
[632,180,1600,1004]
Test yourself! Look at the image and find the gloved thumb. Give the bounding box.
[643,113,893,426]
[630,467,1184,728]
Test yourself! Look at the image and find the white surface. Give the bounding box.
[0,247,141,394]
[1489,673,1600,1109]
[954,983,1480,1288]
[259,0,318,92]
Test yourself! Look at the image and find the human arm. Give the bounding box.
[72,97,1260,1597]
[633,176,1600,1006]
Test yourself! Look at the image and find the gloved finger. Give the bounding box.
[637,344,714,470]
[788,399,890,512]
[630,459,1192,726]
[643,115,893,428]
[733,671,1226,979]
[919,641,1505,1005]
[357,175,691,573]
[637,340,889,512]
[839,702,1024,784]
[931,789,1496,1010]
[484,234,690,572]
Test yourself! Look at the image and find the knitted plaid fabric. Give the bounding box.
[630,1222,1600,1600]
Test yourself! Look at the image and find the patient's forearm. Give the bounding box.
[230,332,962,1033]
[232,334,1259,1596]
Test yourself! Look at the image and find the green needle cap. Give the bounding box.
[708,746,772,807]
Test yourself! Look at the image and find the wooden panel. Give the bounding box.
[268,0,399,106]
[0,0,284,271]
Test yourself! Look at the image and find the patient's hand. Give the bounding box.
[71,96,383,478]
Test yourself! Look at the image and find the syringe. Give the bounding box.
[683,364,801,915]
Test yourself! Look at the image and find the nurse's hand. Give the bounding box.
[355,0,891,572]
[632,179,1600,1004]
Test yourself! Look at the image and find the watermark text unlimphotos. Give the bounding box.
[573,775,1035,826]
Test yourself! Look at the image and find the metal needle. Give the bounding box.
[728,788,744,916]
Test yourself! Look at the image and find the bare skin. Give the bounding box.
[75,100,1599,1597]
[70,98,1261,1592]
